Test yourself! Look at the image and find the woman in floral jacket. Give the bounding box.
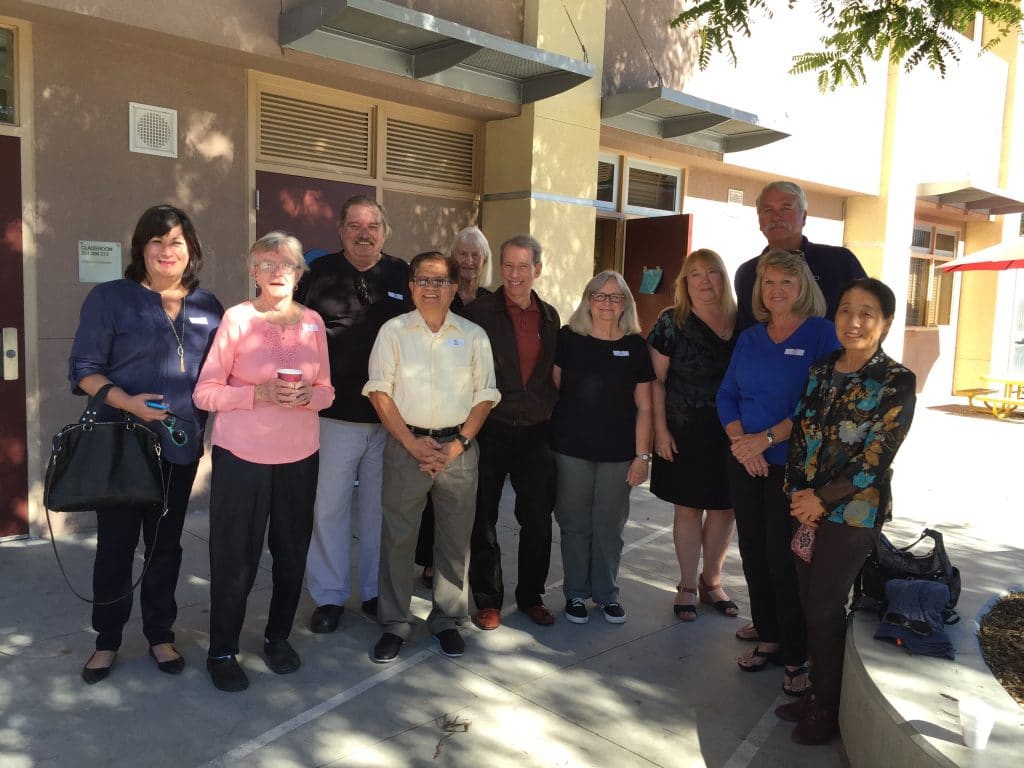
[780,277,916,745]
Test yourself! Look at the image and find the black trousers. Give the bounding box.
[727,458,807,666]
[795,521,879,714]
[92,459,199,651]
[207,447,318,658]
[468,421,555,611]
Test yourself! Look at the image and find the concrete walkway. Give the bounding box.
[1,397,1020,767]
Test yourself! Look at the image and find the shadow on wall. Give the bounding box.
[602,0,699,94]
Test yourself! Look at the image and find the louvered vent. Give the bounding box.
[386,118,475,189]
[259,92,371,174]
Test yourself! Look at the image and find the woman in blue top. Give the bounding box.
[717,249,839,697]
[68,205,223,684]
[778,278,916,744]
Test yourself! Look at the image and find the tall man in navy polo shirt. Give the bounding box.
[734,181,866,332]
[298,196,409,633]
[462,234,560,630]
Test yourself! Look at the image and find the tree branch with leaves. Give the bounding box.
[670,0,1024,91]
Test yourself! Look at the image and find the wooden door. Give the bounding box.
[623,214,692,336]
[0,134,28,538]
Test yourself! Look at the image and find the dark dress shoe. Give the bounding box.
[372,633,404,663]
[207,655,249,692]
[792,702,838,745]
[264,639,301,674]
[309,604,344,633]
[473,608,501,630]
[81,651,116,685]
[521,604,556,626]
[361,597,378,617]
[775,693,816,723]
[435,628,465,658]
[148,645,185,675]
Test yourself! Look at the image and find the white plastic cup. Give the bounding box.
[959,698,995,750]
[277,368,302,383]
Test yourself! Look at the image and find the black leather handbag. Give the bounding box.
[854,528,961,623]
[44,383,167,603]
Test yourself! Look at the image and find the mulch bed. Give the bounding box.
[978,592,1024,707]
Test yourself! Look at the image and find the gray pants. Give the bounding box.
[553,451,632,605]
[377,435,478,639]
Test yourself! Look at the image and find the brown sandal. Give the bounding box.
[674,584,697,621]
[699,574,739,617]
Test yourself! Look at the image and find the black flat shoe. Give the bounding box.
[372,633,404,664]
[264,639,301,674]
[207,655,249,692]
[361,597,378,617]
[149,645,185,675]
[81,651,116,685]
[309,604,343,634]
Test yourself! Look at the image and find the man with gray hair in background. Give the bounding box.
[734,180,866,332]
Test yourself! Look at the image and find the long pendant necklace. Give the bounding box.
[165,296,186,373]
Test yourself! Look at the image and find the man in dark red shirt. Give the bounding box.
[462,234,561,630]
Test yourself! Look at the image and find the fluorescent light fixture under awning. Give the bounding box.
[601,86,790,154]
[917,180,1024,216]
[279,0,593,104]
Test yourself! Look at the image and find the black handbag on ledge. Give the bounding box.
[44,383,167,603]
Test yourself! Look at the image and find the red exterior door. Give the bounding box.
[623,214,692,336]
[0,134,28,538]
[255,171,375,257]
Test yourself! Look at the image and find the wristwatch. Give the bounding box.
[765,429,775,447]
[637,452,651,462]
[456,434,472,451]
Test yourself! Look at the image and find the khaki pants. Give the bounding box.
[377,435,478,639]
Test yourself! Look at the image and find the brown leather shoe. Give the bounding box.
[473,608,501,630]
[791,702,838,745]
[521,604,556,626]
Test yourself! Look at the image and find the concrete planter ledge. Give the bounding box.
[840,586,1024,767]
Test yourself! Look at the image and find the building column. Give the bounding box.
[480,0,605,318]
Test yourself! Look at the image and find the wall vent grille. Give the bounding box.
[259,92,371,174]
[385,118,475,189]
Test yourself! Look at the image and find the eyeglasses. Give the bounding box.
[590,291,626,304]
[412,277,454,288]
[159,413,189,447]
[355,275,369,306]
[255,261,301,274]
[883,611,932,637]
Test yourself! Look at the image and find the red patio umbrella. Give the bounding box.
[941,241,1024,272]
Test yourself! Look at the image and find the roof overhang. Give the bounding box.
[917,180,1024,216]
[279,0,593,105]
[601,87,790,154]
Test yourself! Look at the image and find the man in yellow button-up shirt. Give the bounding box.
[363,251,499,663]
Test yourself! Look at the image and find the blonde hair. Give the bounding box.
[567,270,642,336]
[751,249,825,322]
[671,248,737,326]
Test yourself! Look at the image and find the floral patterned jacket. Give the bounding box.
[785,348,916,528]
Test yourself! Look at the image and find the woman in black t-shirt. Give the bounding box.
[551,271,655,625]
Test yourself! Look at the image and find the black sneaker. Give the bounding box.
[435,628,465,657]
[207,655,249,692]
[565,597,589,624]
[264,639,300,674]
[601,602,627,624]
[372,632,404,664]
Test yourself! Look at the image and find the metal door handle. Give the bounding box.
[2,327,18,381]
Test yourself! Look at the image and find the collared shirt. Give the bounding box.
[363,310,500,429]
[503,291,541,385]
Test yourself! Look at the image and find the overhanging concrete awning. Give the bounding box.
[279,0,593,104]
[917,180,1024,215]
[601,87,790,154]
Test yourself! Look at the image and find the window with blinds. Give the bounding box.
[623,160,680,214]
[906,225,956,327]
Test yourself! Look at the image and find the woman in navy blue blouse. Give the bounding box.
[778,278,916,744]
[68,205,223,684]
[716,249,839,697]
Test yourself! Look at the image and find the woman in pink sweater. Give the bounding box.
[194,232,334,692]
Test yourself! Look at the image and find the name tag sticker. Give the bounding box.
[388,291,404,300]
[302,323,320,332]
[448,338,465,347]
[188,316,208,325]
[613,350,630,357]
[784,348,805,356]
